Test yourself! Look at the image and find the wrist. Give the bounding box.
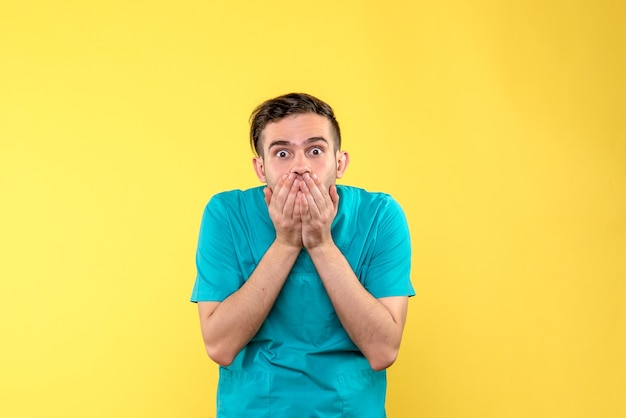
[273,238,303,254]
[304,239,337,255]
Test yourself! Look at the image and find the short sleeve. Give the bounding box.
[190,195,244,302]
[363,197,415,299]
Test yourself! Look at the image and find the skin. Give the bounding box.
[197,113,409,370]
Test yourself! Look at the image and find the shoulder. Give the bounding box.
[337,185,403,214]
[198,186,269,237]
[206,186,265,210]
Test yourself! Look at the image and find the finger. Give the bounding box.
[299,190,311,221]
[303,173,329,212]
[295,190,306,220]
[329,184,339,210]
[299,176,322,219]
[272,174,293,210]
[282,177,300,218]
[263,186,272,207]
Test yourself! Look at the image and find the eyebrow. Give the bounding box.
[267,136,329,150]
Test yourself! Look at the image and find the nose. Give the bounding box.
[290,152,311,177]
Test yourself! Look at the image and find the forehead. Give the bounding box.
[260,113,333,150]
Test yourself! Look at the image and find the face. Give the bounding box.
[253,113,349,191]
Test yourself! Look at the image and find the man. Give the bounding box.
[191,93,414,417]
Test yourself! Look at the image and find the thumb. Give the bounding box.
[329,184,339,209]
[263,187,273,207]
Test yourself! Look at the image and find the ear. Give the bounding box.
[335,151,349,179]
[253,156,267,183]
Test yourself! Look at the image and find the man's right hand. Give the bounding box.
[264,173,303,248]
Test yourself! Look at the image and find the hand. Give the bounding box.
[298,172,339,249]
[264,173,303,248]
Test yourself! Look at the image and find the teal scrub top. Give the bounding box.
[192,185,414,417]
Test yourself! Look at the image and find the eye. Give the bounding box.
[275,149,290,159]
[308,146,324,156]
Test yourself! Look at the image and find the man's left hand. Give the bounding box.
[298,172,339,249]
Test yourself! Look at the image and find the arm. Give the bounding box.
[198,240,299,366]
[197,174,303,366]
[307,244,409,370]
[299,174,409,370]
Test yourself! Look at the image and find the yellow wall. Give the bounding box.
[1,1,624,417]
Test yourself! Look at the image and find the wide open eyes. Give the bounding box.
[273,146,324,159]
[308,146,324,157]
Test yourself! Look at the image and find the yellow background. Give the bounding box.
[1,1,624,417]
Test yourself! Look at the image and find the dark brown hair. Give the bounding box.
[249,93,341,156]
